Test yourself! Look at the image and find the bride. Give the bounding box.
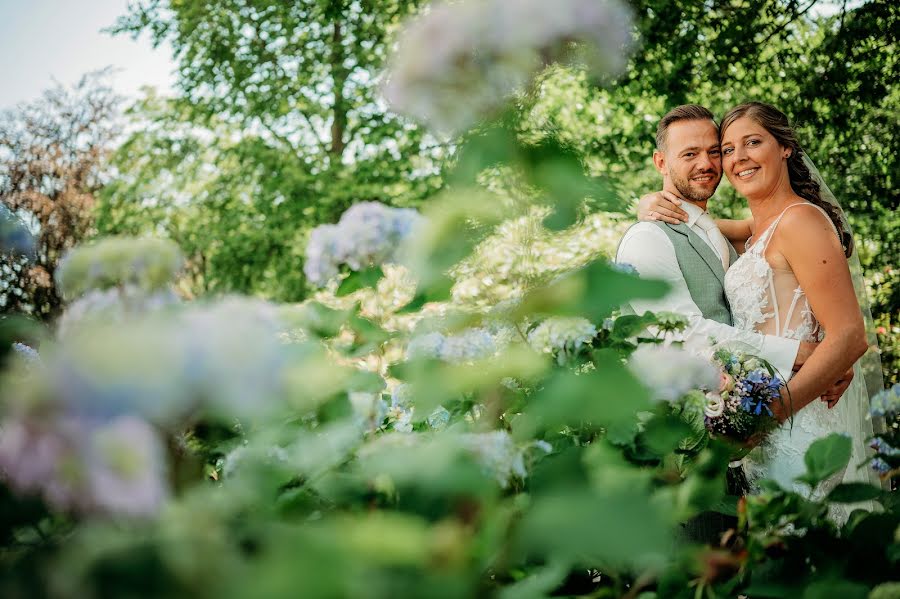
[640,102,881,504]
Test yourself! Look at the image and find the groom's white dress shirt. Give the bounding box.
[616,200,799,378]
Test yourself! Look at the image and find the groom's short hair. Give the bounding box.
[656,104,717,152]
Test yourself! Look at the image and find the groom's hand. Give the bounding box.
[821,368,854,409]
[637,191,689,224]
[793,341,819,371]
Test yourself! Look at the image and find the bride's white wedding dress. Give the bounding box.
[723,202,875,518]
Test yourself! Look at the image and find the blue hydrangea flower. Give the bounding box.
[612,262,638,275]
[871,457,891,474]
[870,437,900,457]
[870,384,900,418]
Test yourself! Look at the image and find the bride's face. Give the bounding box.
[721,117,789,199]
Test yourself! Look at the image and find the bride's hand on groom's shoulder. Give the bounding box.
[636,191,689,224]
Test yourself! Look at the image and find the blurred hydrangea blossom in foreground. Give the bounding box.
[627,344,720,403]
[383,0,634,132]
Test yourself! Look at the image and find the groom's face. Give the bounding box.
[654,119,722,203]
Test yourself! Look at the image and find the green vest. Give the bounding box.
[651,221,738,326]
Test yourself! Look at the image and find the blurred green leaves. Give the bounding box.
[798,433,852,489]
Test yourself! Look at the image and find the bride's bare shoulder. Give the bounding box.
[772,202,843,256]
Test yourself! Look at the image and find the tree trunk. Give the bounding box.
[330,12,348,159]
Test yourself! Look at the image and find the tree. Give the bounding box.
[98,0,446,300]
[0,72,120,319]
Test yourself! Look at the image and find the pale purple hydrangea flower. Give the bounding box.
[84,416,169,517]
[57,285,179,338]
[407,328,497,363]
[0,415,168,517]
[0,419,67,499]
[303,202,423,287]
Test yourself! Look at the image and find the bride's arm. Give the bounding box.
[769,208,868,422]
[636,191,688,224]
[715,218,753,254]
[636,192,753,252]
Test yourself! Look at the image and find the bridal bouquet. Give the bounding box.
[699,349,784,443]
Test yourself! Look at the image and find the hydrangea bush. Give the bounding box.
[1,2,897,597]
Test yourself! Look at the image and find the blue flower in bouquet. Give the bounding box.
[745,369,765,385]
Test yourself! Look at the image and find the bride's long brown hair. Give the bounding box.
[719,102,853,258]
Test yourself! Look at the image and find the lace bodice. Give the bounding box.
[724,203,867,521]
[723,203,827,343]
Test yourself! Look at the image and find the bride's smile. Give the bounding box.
[720,117,793,203]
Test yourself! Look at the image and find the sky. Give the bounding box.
[0,0,176,110]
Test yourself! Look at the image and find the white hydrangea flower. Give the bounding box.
[222,443,289,479]
[439,329,497,363]
[384,0,634,133]
[349,392,389,432]
[527,316,597,358]
[427,406,452,430]
[388,405,414,433]
[460,430,527,488]
[451,207,631,308]
[627,344,720,403]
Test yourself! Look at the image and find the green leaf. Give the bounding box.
[497,561,569,599]
[610,312,659,339]
[796,433,852,488]
[515,260,668,323]
[336,266,385,297]
[344,370,385,394]
[641,413,694,456]
[514,350,651,440]
[827,482,883,503]
[801,580,869,599]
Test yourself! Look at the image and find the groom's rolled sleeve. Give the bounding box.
[616,224,799,379]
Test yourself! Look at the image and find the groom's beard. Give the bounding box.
[671,169,720,203]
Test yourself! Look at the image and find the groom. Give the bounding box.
[616,105,815,544]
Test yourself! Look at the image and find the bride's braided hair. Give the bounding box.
[720,102,853,258]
